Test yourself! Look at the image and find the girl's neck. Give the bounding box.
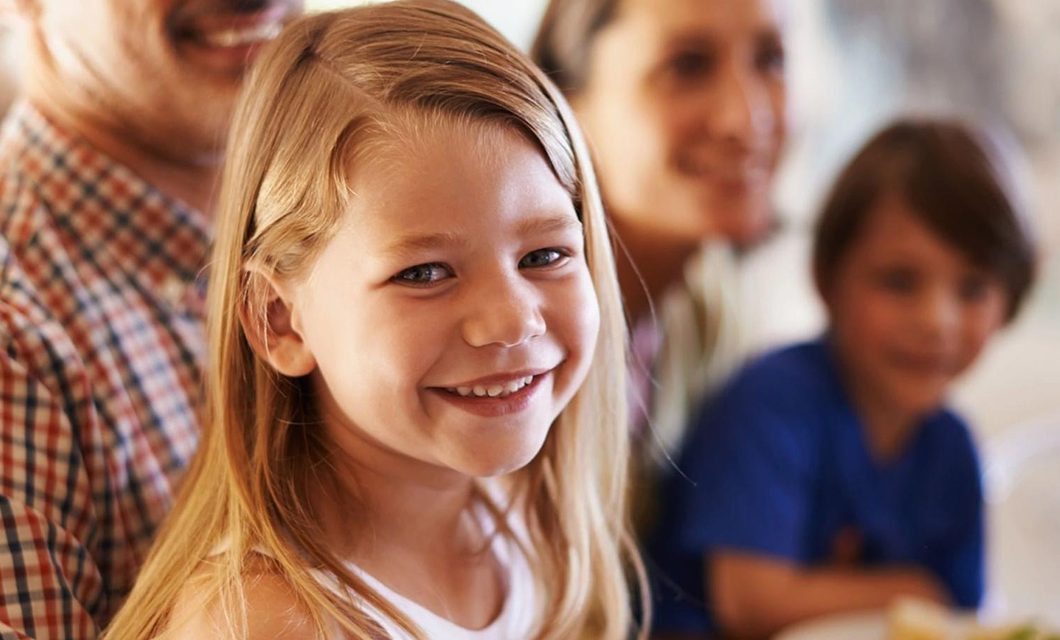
[318,450,506,630]
[324,456,481,559]
[611,216,703,324]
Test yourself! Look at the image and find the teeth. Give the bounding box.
[448,376,534,398]
[202,21,282,48]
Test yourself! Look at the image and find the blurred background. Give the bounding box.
[1,0,1056,622]
[277,0,1060,443]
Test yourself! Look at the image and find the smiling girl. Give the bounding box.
[648,119,1037,638]
[103,2,645,639]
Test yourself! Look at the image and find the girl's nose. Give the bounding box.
[461,277,546,348]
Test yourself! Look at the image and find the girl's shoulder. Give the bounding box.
[164,557,329,640]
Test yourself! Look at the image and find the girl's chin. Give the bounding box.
[449,432,551,479]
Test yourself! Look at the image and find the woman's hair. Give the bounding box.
[105,2,643,639]
[530,0,620,96]
[813,118,1037,321]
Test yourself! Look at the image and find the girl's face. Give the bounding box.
[825,196,1008,421]
[283,123,599,482]
[575,0,787,246]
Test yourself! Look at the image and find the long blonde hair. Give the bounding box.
[104,2,644,638]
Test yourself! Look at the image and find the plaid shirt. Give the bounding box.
[0,103,208,639]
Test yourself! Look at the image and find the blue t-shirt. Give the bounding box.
[647,337,984,635]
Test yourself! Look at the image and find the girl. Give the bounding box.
[648,119,1037,638]
[531,0,788,528]
[104,2,645,638]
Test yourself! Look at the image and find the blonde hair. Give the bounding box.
[104,1,644,639]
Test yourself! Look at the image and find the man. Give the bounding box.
[0,0,301,637]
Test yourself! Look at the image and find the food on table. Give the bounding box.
[888,598,1059,640]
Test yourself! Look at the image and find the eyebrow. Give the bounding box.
[517,214,583,237]
[384,231,467,258]
[383,214,582,259]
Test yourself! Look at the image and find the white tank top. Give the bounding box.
[210,503,539,638]
[324,527,539,640]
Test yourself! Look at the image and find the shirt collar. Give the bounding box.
[5,101,211,314]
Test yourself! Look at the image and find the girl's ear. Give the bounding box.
[239,267,317,378]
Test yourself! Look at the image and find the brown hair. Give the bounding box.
[813,118,1037,320]
[530,0,621,96]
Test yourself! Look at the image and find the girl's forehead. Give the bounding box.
[357,115,532,179]
[340,120,576,236]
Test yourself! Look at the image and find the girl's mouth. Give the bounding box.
[445,375,535,399]
[428,371,551,418]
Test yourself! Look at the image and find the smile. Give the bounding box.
[199,20,283,47]
[676,156,770,184]
[447,375,535,399]
[172,4,293,53]
[429,370,551,418]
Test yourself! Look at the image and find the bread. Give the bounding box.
[888,598,954,640]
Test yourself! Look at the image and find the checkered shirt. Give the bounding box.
[0,102,208,639]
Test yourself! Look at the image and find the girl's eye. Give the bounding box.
[520,248,569,269]
[391,263,453,286]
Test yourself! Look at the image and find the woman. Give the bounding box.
[532,0,789,521]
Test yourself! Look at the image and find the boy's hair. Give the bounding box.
[813,118,1037,321]
[530,0,620,96]
[105,2,644,639]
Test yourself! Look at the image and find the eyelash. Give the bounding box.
[392,263,453,287]
[390,248,572,288]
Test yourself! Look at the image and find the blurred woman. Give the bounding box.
[532,0,788,523]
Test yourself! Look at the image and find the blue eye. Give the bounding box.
[392,263,453,286]
[520,248,568,269]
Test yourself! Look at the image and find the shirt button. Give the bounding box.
[161,277,186,309]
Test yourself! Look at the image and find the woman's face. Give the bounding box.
[574,0,787,247]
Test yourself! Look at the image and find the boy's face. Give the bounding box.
[824,196,1008,422]
[281,122,599,483]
